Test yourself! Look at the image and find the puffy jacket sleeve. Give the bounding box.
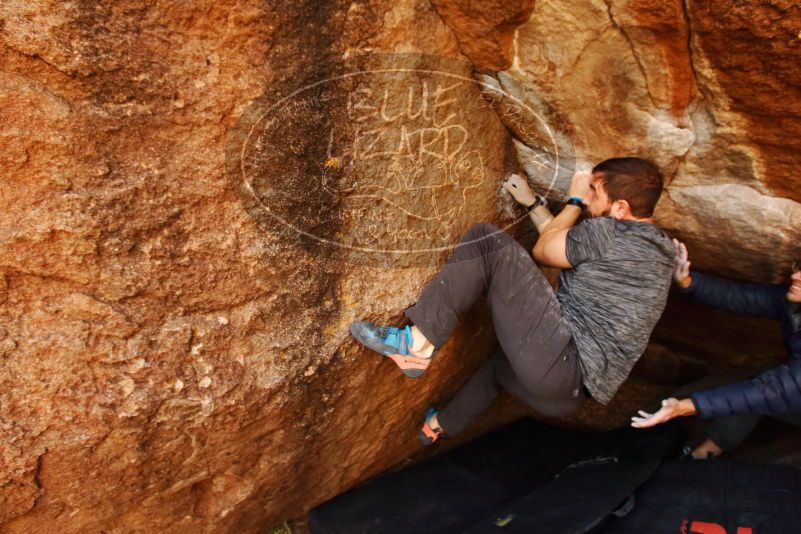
[680,271,786,319]
[690,358,801,418]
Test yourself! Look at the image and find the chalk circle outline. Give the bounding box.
[230,53,562,256]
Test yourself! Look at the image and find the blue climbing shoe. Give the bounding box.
[419,406,445,445]
[349,320,436,378]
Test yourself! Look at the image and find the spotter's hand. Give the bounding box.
[672,238,691,284]
[631,398,697,429]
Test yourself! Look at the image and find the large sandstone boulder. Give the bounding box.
[0,1,523,531]
[489,0,800,282]
[1,0,798,532]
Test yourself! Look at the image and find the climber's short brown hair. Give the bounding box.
[592,157,664,218]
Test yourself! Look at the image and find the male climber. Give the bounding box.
[631,244,801,458]
[351,157,676,445]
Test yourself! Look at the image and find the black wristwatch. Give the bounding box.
[526,195,547,211]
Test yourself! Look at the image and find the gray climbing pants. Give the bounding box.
[404,223,587,436]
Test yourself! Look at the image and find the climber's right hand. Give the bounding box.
[567,171,592,201]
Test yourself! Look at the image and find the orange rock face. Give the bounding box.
[1,0,799,532]
[688,1,801,201]
[431,0,535,71]
[0,1,516,531]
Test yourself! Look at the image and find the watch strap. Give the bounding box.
[526,195,546,211]
[566,197,586,208]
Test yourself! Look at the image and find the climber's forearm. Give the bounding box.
[532,205,582,268]
[539,204,582,235]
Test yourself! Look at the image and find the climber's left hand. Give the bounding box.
[502,173,536,207]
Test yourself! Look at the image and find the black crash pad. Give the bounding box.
[603,459,801,534]
[309,418,683,534]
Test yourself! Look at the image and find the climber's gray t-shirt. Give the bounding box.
[555,217,675,405]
